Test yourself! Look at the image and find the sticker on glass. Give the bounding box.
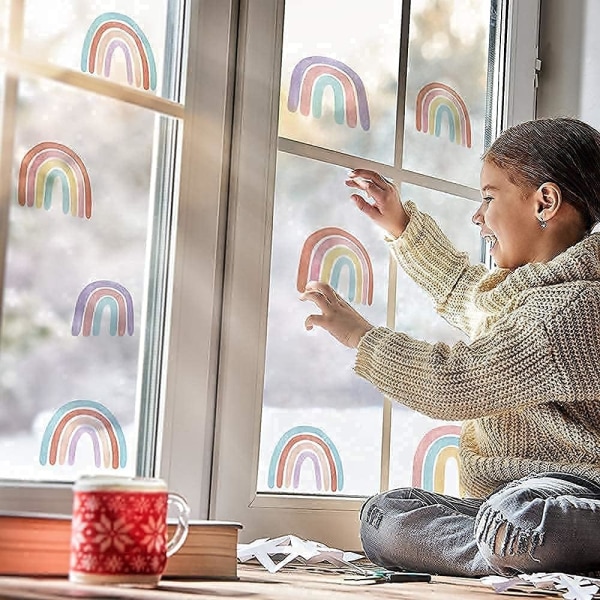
[297,227,373,305]
[288,56,370,130]
[268,426,344,493]
[416,82,472,148]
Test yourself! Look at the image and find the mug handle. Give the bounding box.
[166,492,191,557]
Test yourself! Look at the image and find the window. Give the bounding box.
[0,0,540,546]
[212,0,540,548]
[0,0,236,516]
[0,0,185,483]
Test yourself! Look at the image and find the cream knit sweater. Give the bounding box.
[355,201,600,498]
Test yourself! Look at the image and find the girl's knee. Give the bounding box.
[360,487,417,522]
[474,479,561,574]
[475,500,545,574]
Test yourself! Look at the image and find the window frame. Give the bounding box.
[0,0,238,518]
[0,0,541,539]
[209,0,541,549]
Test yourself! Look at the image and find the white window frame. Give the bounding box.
[209,0,541,549]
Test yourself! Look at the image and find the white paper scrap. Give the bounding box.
[482,572,600,600]
[237,535,364,573]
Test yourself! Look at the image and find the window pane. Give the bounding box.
[252,0,496,508]
[0,73,177,480]
[402,0,492,188]
[21,0,184,101]
[278,0,401,164]
[256,153,390,496]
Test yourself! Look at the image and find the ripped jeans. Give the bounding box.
[359,473,600,577]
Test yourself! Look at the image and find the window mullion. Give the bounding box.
[136,0,189,478]
[0,53,184,119]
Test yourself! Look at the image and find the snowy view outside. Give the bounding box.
[0,0,180,479]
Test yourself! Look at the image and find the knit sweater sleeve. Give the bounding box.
[389,201,490,337]
[354,314,567,421]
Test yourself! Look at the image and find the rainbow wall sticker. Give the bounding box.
[288,56,370,130]
[71,280,134,337]
[268,426,344,492]
[39,400,127,469]
[416,82,472,148]
[297,227,373,305]
[412,424,461,493]
[18,142,92,219]
[81,12,157,91]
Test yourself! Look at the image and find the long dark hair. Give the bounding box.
[483,117,600,231]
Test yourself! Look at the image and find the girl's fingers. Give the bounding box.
[301,281,338,307]
[351,194,380,218]
[347,169,391,191]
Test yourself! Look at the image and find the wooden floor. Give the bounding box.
[0,563,561,599]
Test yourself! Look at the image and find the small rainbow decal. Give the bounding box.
[268,426,344,492]
[297,227,373,305]
[71,280,134,337]
[416,82,472,148]
[18,142,92,219]
[39,400,127,469]
[81,12,157,91]
[288,56,370,130]
[412,424,461,493]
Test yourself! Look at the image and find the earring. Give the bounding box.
[538,213,547,229]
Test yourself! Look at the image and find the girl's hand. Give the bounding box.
[345,169,409,238]
[300,281,373,349]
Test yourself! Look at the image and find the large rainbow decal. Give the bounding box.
[39,400,127,469]
[81,12,157,91]
[416,82,472,148]
[412,424,461,493]
[297,227,373,305]
[288,56,370,130]
[18,142,92,219]
[268,426,344,492]
[71,280,134,337]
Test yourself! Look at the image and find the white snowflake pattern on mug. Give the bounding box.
[140,514,167,554]
[92,514,134,553]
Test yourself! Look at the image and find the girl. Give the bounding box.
[302,117,600,576]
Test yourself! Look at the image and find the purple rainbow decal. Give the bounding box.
[71,280,134,337]
[288,56,370,130]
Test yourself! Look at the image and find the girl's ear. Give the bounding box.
[535,182,562,222]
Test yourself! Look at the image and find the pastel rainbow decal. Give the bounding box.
[268,426,344,492]
[18,142,92,219]
[415,82,472,148]
[81,12,157,91]
[412,424,461,493]
[71,280,134,337]
[297,227,373,305]
[288,56,370,130]
[39,400,127,469]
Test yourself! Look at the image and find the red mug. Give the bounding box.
[69,475,190,586]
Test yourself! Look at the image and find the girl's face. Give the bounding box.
[473,161,541,269]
